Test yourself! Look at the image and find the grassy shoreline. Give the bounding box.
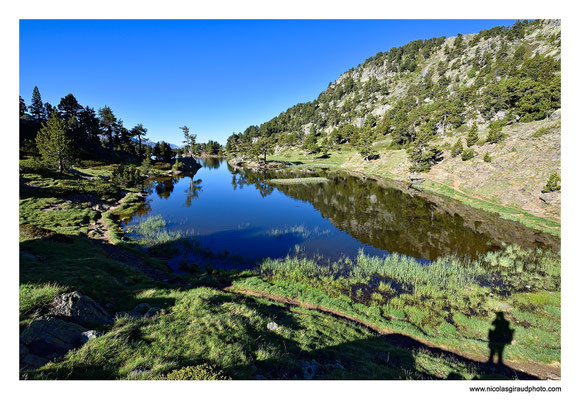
[262,148,560,237]
[19,160,561,380]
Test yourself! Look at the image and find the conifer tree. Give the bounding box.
[35,110,74,172]
[30,86,45,120]
[486,121,505,144]
[19,96,27,117]
[451,138,464,157]
[131,123,148,157]
[466,123,479,147]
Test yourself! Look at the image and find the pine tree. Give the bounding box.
[35,110,74,172]
[98,106,118,149]
[466,123,479,147]
[180,125,197,155]
[357,126,376,161]
[486,121,505,144]
[131,123,148,157]
[58,93,82,121]
[542,172,561,193]
[451,138,464,157]
[19,96,27,117]
[30,86,45,120]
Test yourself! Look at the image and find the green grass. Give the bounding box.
[26,286,518,380]
[19,197,99,236]
[268,177,330,185]
[421,180,560,236]
[231,245,560,365]
[19,282,67,327]
[19,158,560,380]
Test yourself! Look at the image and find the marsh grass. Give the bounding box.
[234,245,560,364]
[268,177,330,185]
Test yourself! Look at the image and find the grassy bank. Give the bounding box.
[267,145,560,237]
[19,159,560,380]
[231,246,561,366]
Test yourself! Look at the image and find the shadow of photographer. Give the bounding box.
[488,311,514,365]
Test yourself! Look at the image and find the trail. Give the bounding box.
[225,286,561,380]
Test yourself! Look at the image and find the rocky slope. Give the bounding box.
[227,19,561,223]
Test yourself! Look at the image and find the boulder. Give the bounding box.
[266,322,280,331]
[80,330,102,344]
[408,172,425,186]
[49,291,113,325]
[21,317,86,359]
[539,191,559,205]
[300,360,320,380]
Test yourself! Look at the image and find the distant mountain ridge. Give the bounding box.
[133,138,180,149]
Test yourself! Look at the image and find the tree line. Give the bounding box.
[20,87,223,173]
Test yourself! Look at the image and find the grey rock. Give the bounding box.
[409,172,425,185]
[539,191,559,205]
[80,330,102,344]
[266,321,280,331]
[21,317,86,359]
[50,291,112,325]
[548,109,561,121]
[129,367,148,377]
[300,360,320,380]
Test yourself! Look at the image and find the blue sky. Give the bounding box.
[20,19,515,145]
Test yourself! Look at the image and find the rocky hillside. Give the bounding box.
[226,19,561,222]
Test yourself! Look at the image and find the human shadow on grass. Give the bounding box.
[227,296,539,380]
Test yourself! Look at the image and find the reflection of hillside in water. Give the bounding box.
[228,164,558,260]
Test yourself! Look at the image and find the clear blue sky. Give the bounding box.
[20,19,515,145]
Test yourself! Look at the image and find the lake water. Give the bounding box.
[123,158,557,268]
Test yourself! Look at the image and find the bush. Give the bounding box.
[172,160,185,171]
[165,364,231,380]
[483,152,492,162]
[461,148,476,161]
[111,164,144,188]
[542,172,561,193]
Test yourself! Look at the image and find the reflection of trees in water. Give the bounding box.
[226,166,504,260]
[154,177,177,199]
[185,177,203,207]
[228,165,274,198]
[120,199,152,225]
[153,169,204,202]
[200,157,222,169]
[275,172,498,260]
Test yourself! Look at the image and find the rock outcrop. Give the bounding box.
[49,291,113,325]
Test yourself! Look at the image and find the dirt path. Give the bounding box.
[88,193,186,284]
[226,286,561,380]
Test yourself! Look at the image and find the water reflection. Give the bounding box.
[127,159,558,263]
[185,177,203,206]
[200,157,221,169]
[154,176,178,200]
